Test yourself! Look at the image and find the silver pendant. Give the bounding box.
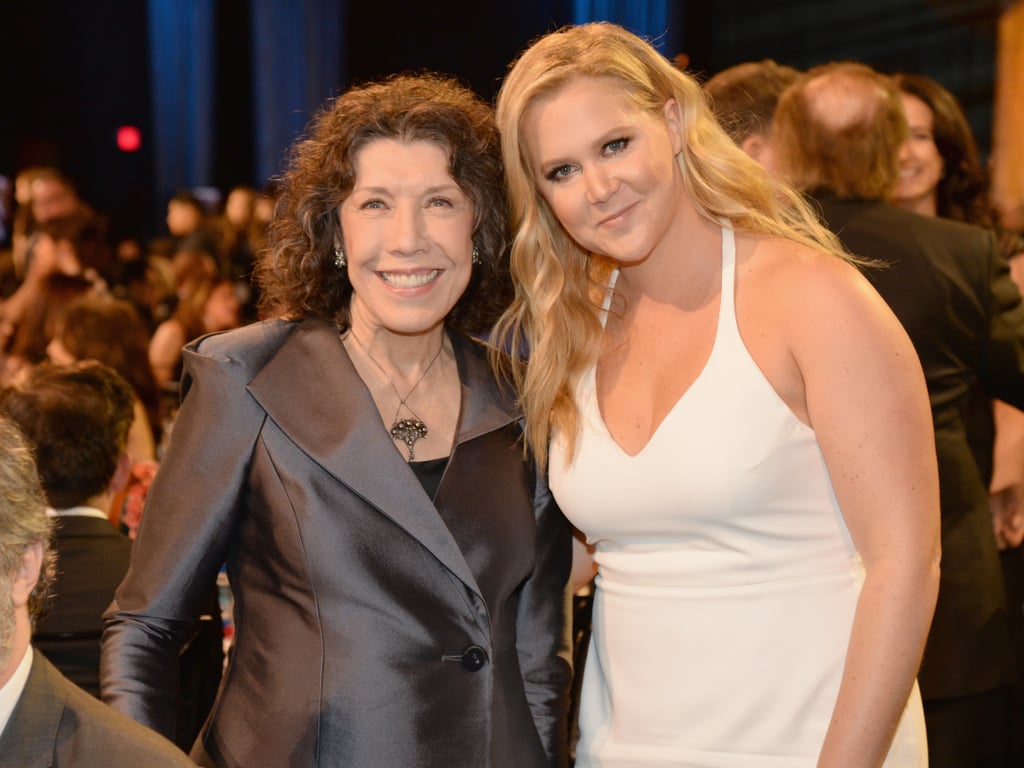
[391,418,428,461]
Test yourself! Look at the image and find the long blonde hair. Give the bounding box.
[491,22,847,472]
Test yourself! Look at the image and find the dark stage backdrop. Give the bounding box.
[0,0,1000,245]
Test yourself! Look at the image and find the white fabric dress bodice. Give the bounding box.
[550,226,927,767]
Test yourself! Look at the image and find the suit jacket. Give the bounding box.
[35,514,132,697]
[0,650,192,767]
[102,319,573,768]
[813,194,1024,701]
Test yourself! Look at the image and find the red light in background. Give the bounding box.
[117,125,142,152]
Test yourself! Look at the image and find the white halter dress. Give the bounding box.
[550,226,928,767]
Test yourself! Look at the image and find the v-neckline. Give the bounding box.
[592,225,732,459]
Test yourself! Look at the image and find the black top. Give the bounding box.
[408,456,448,500]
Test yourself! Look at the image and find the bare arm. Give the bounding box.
[789,258,940,767]
[126,397,157,463]
[570,529,597,593]
[148,320,186,390]
[991,400,1024,549]
[990,253,1024,549]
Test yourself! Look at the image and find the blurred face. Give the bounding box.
[30,178,77,224]
[166,200,202,236]
[28,233,79,278]
[340,139,474,337]
[225,189,254,228]
[203,282,242,332]
[523,76,686,265]
[893,93,944,215]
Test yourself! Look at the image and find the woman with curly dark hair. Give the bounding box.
[890,72,994,226]
[99,73,572,768]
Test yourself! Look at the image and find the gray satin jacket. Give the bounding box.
[101,318,572,768]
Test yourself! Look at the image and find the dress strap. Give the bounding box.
[600,269,620,328]
[720,223,736,318]
[714,221,744,353]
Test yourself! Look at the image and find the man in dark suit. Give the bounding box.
[1,360,224,749]
[773,61,1024,767]
[0,416,192,766]
[0,360,135,698]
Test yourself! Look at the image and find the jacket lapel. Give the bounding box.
[449,335,520,447]
[246,320,515,599]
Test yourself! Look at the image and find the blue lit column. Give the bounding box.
[572,0,682,55]
[249,0,346,185]
[147,0,216,209]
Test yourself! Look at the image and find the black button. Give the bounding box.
[461,644,487,671]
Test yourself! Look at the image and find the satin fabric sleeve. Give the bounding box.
[517,462,574,767]
[101,339,264,738]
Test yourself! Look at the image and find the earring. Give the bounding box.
[471,246,481,265]
[333,247,346,268]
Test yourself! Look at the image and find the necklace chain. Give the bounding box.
[346,329,444,461]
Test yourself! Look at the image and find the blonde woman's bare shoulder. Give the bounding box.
[739,234,873,307]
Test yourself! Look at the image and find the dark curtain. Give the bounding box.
[249,0,346,186]
[706,0,999,156]
[146,0,345,209]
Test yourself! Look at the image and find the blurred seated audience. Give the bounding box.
[218,185,257,275]
[47,294,161,466]
[163,190,220,262]
[149,275,242,412]
[0,415,193,766]
[0,211,111,348]
[217,185,263,324]
[0,361,135,698]
[2,272,95,386]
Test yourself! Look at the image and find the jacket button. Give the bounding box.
[461,645,487,671]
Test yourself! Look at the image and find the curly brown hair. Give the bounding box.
[255,72,511,335]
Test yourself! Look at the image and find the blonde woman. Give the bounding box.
[493,22,939,767]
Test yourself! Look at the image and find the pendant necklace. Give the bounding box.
[347,330,444,461]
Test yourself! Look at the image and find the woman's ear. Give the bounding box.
[663,98,684,156]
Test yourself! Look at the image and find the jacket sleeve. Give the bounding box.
[100,339,265,738]
[980,229,1024,409]
[516,462,574,767]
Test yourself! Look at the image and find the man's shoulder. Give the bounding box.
[52,514,130,542]
[817,195,990,243]
[814,195,995,265]
[5,653,193,767]
[55,672,193,765]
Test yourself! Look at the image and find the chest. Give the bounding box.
[596,296,720,457]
